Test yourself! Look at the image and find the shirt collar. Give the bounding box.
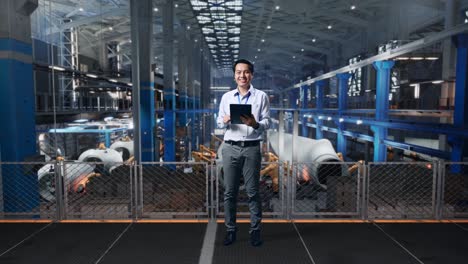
[234,85,255,97]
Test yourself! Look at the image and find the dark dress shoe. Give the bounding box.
[223,231,236,246]
[250,230,263,247]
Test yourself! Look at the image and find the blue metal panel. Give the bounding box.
[315,80,326,139]
[141,84,155,161]
[164,92,176,162]
[0,39,38,212]
[372,60,394,161]
[452,34,468,162]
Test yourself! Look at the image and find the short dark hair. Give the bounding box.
[232,59,254,74]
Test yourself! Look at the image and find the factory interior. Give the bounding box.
[1,0,468,263]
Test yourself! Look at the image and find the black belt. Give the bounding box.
[225,140,260,147]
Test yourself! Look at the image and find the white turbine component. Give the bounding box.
[110,140,134,161]
[268,131,344,188]
[78,148,124,172]
[38,163,95,202]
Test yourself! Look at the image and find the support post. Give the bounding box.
[163,1,175,162]
[372,61,394,162]
[337,73,350,158]
[315,80,325,139]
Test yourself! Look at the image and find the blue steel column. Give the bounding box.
[130,0,154,162]
[0,0,38,212]
[314,80,325,139]
[177,26,187,127]
[337,73,350,157]
[372,61,394,162]
[301,85,309,137]
[452,34,468,162]
[163,1,176,162]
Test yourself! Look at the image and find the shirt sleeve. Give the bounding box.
[217,94,228,129]
[255,93,270,132]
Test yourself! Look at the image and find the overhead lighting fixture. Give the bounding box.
[327,25,332,29]
[261,39,265,42]
[327,117,332,121]
[395,57,409,60]
[432,80,444,84]
[292,56,296,59]
[153,7,158,12]
[356,120,363,125]
[267,25,271,29]
[187,25,191,30]
[275,5,280,10]
[425,57,439,60]
[108,27,113,31]
[79,7,84,12]
[257,48,261,52]
[49,66,65,71]
[175,4,178,8]
[301,48,304,52]
[312,38,316,42]
[339,118,344,123]
[318,116,324,120]
[350,5,356,10]
[410,57,424,60]
[86,73,98,78]
[109,79,118,83]
[127,83,133,86]
[254,56,257,59]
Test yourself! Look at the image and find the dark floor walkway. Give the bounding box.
[0,222,467,264]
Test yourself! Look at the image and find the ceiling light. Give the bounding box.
[395,57,409,60]
[127,83,133,86]
[49,66,65,71]
[350,5,356,10]
[187,25,191,30]
[432,80,444,84]
[275,6,280,10]
[86,73,98,78]
[425,57,439,60]
[292,56,296,59]
[257,48,261,52]
[339,118,344,123]
[108,27,113,31]
[411,57,424,60]
[327,25,332,29]
[175,4,178,8]
[267,25,271,29]
[153,7,158,12]
[195,39,198,42]
[79,7,84,12]
[301,48,304,52]
[356,120,363,125]
[255,56,257,59]
[109,79,118,83]
[261,39,265,42]
[327,117,332,121]
[312,38,316,42]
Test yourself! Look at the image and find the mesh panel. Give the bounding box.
[367,162,436,219]
[291,162,361,218]
[441,163,468,218]
[216,162,286,217]
[140,162,208,219]
[62,162,132,219]
[0,162,57,219]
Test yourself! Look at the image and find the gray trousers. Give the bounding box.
[222,143,262,232]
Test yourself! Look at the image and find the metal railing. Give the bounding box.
[0,161,467,221]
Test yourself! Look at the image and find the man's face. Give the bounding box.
[234,63,253,89]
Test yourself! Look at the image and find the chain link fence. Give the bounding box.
[367,162,437,219]
[61,161,132,220]
[291,162,362,218]
[1,161,467,221]
[139,162,209,219]
[440,162,468,218]
[216,162,286,218]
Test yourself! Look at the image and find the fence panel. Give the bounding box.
[367,162,437,219]
[216,162,286,218]
[290,162,362,218]
[62,161,132,219]
[440,162,468,218]
[140,162,209,219]
[0,162,58,220]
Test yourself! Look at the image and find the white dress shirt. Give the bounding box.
[217,85,270,141]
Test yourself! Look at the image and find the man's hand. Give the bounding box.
[223,115,231,124]
[240,114,259,129]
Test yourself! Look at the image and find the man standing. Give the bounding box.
[217,59,270,247]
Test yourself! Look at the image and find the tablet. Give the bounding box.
[230,104,252,124]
